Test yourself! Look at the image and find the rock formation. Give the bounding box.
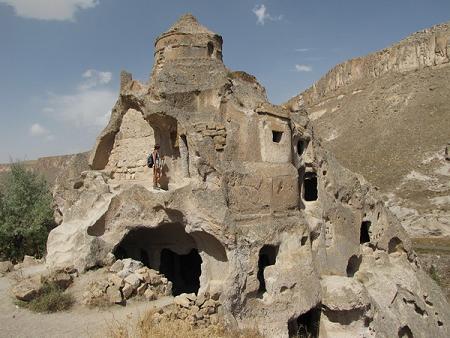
[46,15,450,337]
[286,22,450,239]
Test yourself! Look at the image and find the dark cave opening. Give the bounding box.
[257,245,279,294]
[159,248,202,296]
[398,325,413,338]
[297,139,306,156]
[288,307,321,338]
[360,221,371,244]
[303,172,318,202]
[272,130,283,143]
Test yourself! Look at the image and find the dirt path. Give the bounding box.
[0,275,173,338]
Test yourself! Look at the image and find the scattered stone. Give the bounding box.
[121,258,143,273]
[107,285,123,304]
[195,293,207,307]
[109,260,124,273]
[122,283,134,299]
[174,294,191,308]
[124,274,141,289]
[185,293,197,301]
[144,288,156,301]
[137,283,147,296]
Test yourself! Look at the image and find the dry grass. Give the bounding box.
[106,310,264,338]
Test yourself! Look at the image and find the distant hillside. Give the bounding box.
[286,21,450,238]
[0,152,90,188]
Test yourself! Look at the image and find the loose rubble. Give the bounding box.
[82,259,172,306]
[154,292,221,328]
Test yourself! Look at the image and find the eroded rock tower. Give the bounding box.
[47,14,450,337]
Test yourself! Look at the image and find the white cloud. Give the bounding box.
[30,123,55,141]
[295,48,311,52]
[252,4,282,25]
[43,69,116,129]
[295,64,312,72]
[0,0,99,21]
[79,69,112,90]
[30,123,48,136]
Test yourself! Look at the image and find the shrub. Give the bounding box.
[16,282,74,313]
[0,163,55,262]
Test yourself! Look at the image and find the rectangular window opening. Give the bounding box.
[272,130,283,143]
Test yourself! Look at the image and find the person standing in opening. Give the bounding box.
[151,144,163,189]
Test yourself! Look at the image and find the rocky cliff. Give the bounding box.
[286,21,450,239]
[0,152,90,187]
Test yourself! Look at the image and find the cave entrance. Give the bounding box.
[288,307,321,338]
[303,172,318,201]
[160,248,202,296]
[360,221,371,244]
[257,245,279,294]
[112,223,201,295]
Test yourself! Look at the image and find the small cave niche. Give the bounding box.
[303,172,318,202]
[398,325,413,338]
[288,307,321,338]
[179,134,190,178]
[297,139,306,156]
[257,245,279,294]
[207,41,214,57]
[272,130,283,143]
[360,221,371,244]
[112,223,202,296]
[346,255,362,277]
[388,237,404,254]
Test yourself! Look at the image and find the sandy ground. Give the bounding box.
[0,274,173,338]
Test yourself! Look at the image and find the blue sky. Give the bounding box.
[1,0,449,162]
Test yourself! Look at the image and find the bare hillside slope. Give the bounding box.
[286,21,450,238]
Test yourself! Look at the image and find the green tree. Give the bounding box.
[0,163,55,262]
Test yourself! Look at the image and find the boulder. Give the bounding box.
[12,278,42,301]
[184,293,197,301]
[109,260,124,273]
[122,283,134,299]
[0,261,13,275]
[174,294,191,308]
[108,274,124,288]
[124,273,141,289]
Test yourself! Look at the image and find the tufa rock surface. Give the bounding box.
[46,14,450,337]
